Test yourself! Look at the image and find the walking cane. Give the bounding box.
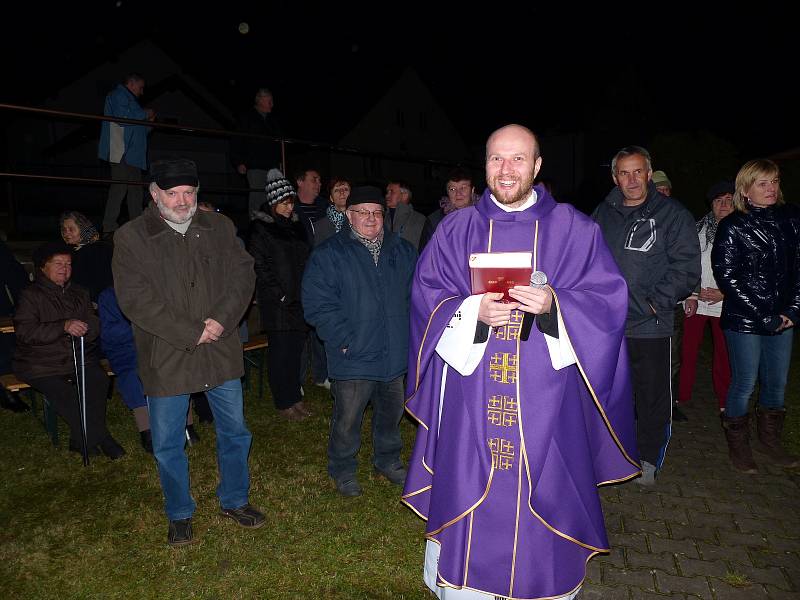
[70,335,90,466]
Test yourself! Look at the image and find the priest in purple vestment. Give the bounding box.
[402,125,640,600]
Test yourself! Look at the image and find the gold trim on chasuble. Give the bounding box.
[549,290,641,476]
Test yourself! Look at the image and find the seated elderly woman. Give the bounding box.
[60,211,113,302]
[12,241,124,459]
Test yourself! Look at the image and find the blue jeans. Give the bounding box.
[328,377,405,481]
[723,329,794,418]
[148,378,252,520]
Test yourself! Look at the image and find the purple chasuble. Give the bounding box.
[403,186,639,599]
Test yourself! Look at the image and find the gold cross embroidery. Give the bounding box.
[488,438,515,470]
[489,352,518,384]
[487,395,518,427]
[495,310,525,341]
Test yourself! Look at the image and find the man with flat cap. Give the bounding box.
[112,158,263,546]
[302,185,417,497]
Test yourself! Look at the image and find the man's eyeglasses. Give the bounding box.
[348,208,384,219]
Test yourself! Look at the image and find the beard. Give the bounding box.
[157,199,198,224]
[488,170,535,206]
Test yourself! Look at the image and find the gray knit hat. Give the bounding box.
[264,168,296,206]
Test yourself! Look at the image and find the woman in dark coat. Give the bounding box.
[249,169,311,420]
[13,241,124,459]
[60,211,113,302]
[712,159,800,473]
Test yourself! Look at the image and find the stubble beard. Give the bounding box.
[489,171,535,206]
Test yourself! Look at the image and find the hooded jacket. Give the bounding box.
[592,182,701,337]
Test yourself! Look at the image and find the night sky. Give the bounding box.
[3,3,798,205]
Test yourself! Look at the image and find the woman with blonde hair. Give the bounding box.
[712,159,800,473]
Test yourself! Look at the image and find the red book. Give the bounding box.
[469,252,532,301]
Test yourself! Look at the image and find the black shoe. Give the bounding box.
[375,464,407,486]
[0,390,30,413]
[140,430,153,454]
[219,504,266,528]
[101,231,115,243]
[335,478,363,497]
[98,435,126,460]
[673,405,689,422]
[68,440,101,457]
[168,518,194,547]
[185,425,200,446]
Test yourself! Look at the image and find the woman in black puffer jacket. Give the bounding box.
[248,170,311,420]
[712,159,800,473]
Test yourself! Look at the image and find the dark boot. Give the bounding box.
[98,434,126,460]
[755,406,799,467]
[721,413,758,474]
[140,429,153,454]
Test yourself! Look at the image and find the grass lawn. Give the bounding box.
[0,378,430,599]
[1,335,798,599]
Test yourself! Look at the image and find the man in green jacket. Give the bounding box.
[113,158,263,546]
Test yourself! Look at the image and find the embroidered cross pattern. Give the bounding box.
[488,437,515,470]
[489,352,518,384]
[487,395,518,427]
[494,310,524,340]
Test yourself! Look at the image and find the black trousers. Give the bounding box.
[267,330,306,409]
[29,363,110,447]
[626,336,673,468]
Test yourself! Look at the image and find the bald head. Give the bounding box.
[486,124,540,159]
[485,124,542,207]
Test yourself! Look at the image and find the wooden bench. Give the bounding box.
[242,333,268,397]
[1,359,115,448]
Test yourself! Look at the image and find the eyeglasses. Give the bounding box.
[447,185,471,194]
[348,208,384,219]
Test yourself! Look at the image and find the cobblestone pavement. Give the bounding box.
[580,367,800,598]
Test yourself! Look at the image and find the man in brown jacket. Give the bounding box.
[113,158,263,547]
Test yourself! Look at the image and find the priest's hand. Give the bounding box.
[478,292,520,327]
[508,285,553,315]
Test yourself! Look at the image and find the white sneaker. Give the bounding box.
[299,386,305,397]
[635,460,657,486]
[315,379,331,390]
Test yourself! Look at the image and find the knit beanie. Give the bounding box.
[264,169,296,206]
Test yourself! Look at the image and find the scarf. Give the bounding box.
[326,204,347,233]
[696,211,718,248]
[351,227,383,265]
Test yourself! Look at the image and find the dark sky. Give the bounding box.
[4,4,798,164]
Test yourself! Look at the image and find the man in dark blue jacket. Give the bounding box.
[592,146,700,486]
[302,186,417,497]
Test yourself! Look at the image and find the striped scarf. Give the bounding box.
[351,227,383,265]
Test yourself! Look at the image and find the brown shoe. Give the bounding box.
[294,401,312,417]
[721,413,758,474]
[277,406,305,421]
[755,406,799,467]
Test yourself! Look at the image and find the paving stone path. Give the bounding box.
[581,355,800,599]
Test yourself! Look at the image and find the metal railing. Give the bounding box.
[0,102,479,234]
